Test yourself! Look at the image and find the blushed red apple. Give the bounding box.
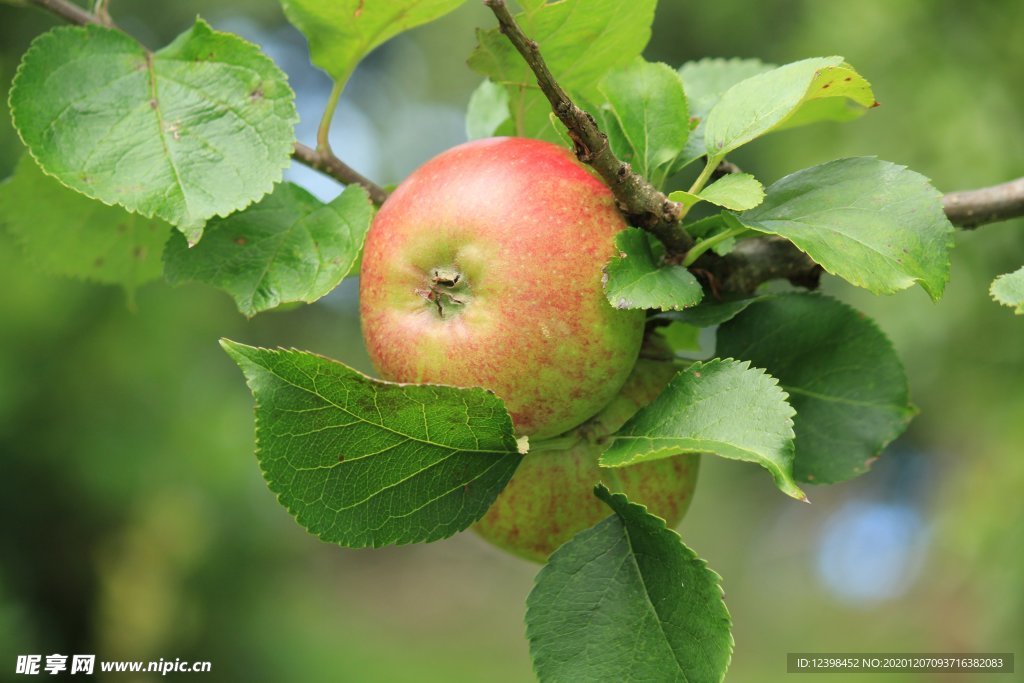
[474,358,700,563]
[359,137,644,439]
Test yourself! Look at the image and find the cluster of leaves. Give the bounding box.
[1,10,381,316]
[0,1,995,681]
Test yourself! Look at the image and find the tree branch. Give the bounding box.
[482,0,1024,296]
[695,180,1024,295]
[292,143,389,205]
[483,0,693,252]
[943,177,1024,228]
[694,238,822,296]
[24,0,389,205]
[27,0,103,26]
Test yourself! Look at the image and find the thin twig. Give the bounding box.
[483,0,693,252]
[28,0,102,26]
[943,177,1024,228]
[92,0,113,26]
[293,143,390,205]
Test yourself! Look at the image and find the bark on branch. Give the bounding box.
[481,1,1024,294]
[695,180,1024,295]
[483,0,693,252]
[292,143,390,205]
[27,0,102,26]
[943,177,1024,228]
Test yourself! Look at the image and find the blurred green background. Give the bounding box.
[1,1,1021,681]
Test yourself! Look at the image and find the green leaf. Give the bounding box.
[736,157,954,300]
[653,295,771,328]
[517,0,549,13]
[469,0,656,139]
[679,58,773,122]
[675,58,773,172]
[603,228,703,311]
[9,21,298,243]
[704,56,874,157]
[683,213,730,239]
[716,293,915,484]
[602,359,804,500]
[698,173,764,210]
[465,78,511,140]
[667,189,702,211]
[990,266,1024,314]
[0,154,170,294]
[281,0,466,82]
[668,174,764,213]
[656,321,702,354]
[221,341,523,547]
[597,58,688,186]
[164,183,373,317]
[526,485,732,683]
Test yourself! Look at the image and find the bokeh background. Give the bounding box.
[1,1,1022,681]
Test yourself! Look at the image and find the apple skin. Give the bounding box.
[473,358,700,563]
[359,137,644,440]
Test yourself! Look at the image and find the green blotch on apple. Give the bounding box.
[359,137,645,439]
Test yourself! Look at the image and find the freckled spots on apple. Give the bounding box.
[359,137,645,439]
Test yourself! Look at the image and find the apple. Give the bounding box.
[359,137,644,439]
[473,358,700,563]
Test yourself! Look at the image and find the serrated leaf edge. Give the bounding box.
[600,358,806,500]
[9,21,299,242]
[219,339,522,548]
[525,485,734,683]
[724,293,918,485]
[989,266,1024,314]
[739,157,955,301]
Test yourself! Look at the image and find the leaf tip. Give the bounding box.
[218,337,249,362]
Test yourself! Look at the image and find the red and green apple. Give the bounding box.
[359,137,644,439]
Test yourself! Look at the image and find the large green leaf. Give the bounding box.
[221,341,523,547]
[469,0,656,140]
[164,183,372,317]
[602,358,804,500]
[281,0,466,82]
[675,57,772,171]
[0,155,169,293]
[716,293,915,484]
[736,157,955,300]
[704,56,874,157]
[603,228,703,311]
[526,486,732,683]
[596,58,688,187]
[990,266,1024,314]
[9,21,298,244]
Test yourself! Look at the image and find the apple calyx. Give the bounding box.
[416,266,469,318]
